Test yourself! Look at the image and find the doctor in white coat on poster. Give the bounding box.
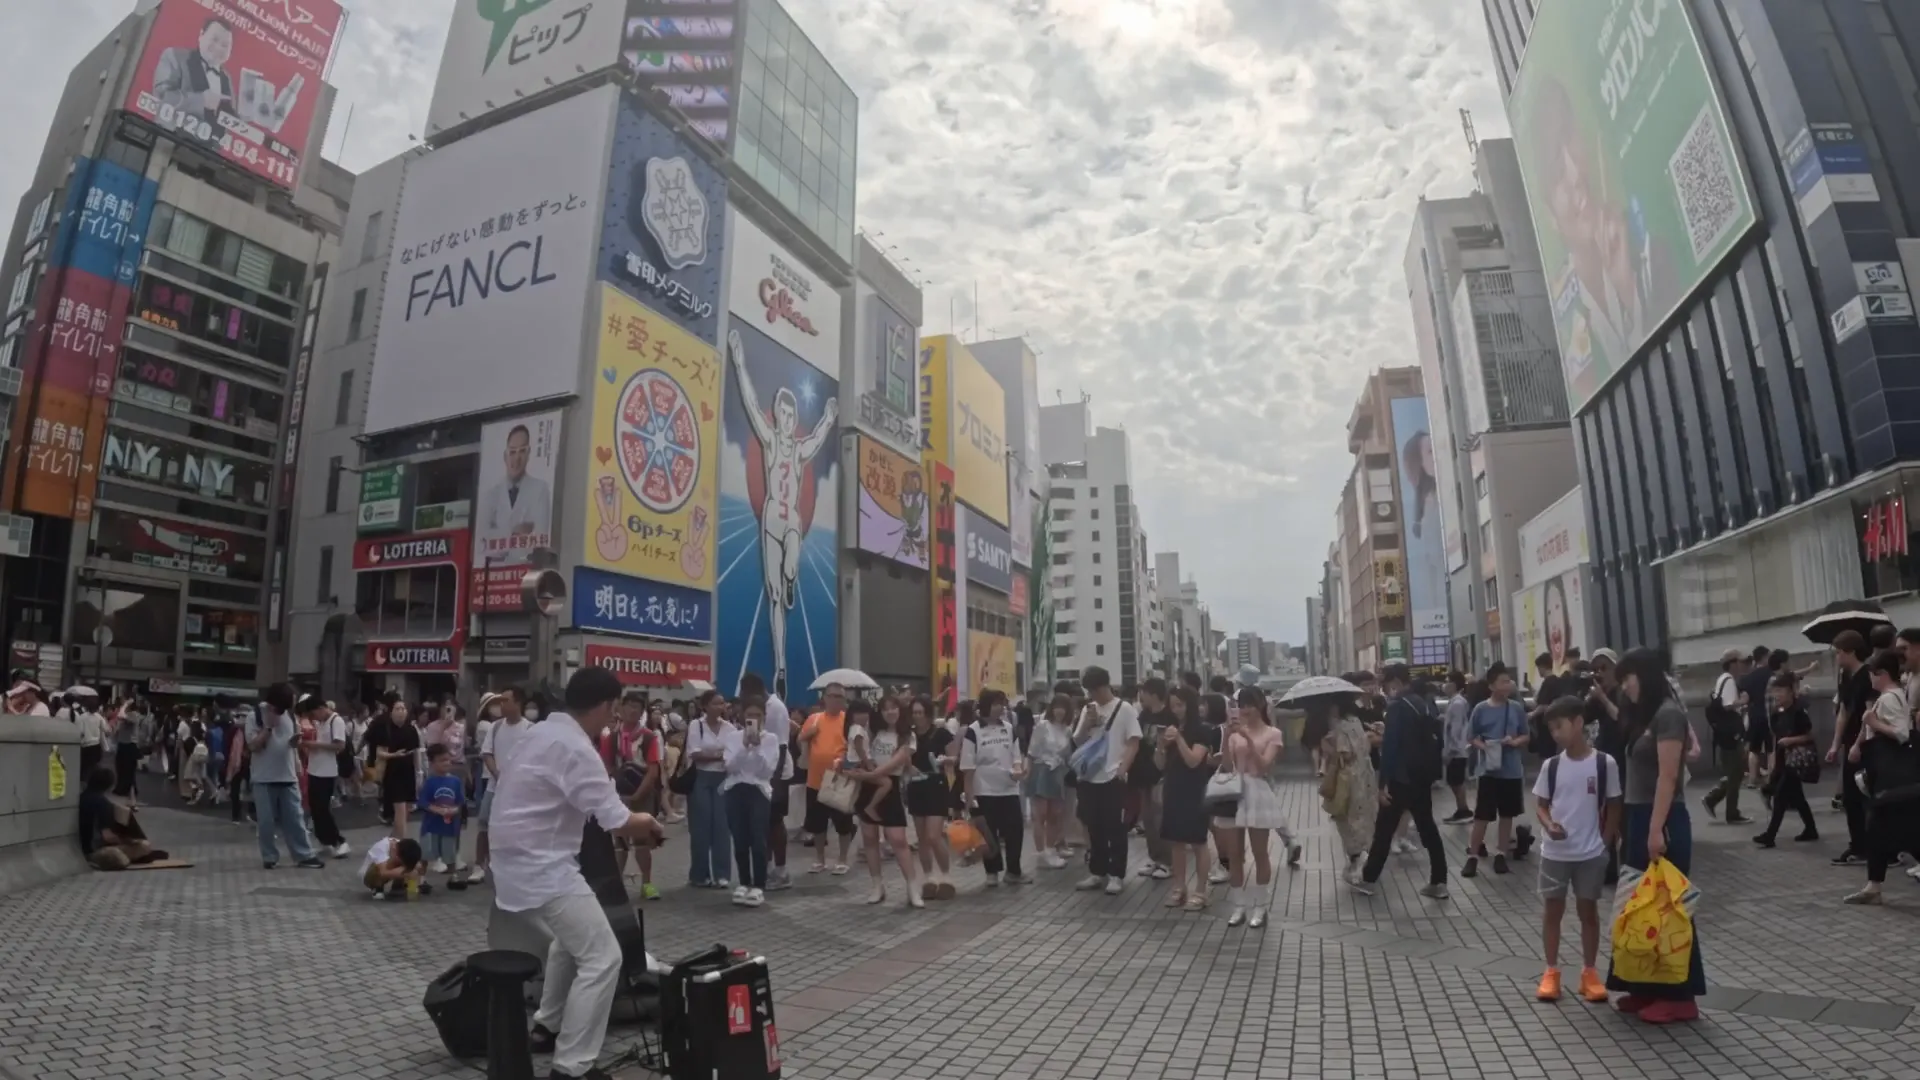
[476,423,552,565]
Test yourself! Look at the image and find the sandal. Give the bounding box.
[807,863,826,874]
[1185,893,1209,912]
[831,863,850,875]
[1163,889,1187,908]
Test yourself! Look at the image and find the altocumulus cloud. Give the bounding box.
[0,0,1508,646]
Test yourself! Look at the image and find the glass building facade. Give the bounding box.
[732,0,858,262]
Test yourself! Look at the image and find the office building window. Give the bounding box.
[315,545,333,606]
[1053,507,1073,520]
[1092,553,1101,564]
[324,456,342,513]
[334,369,354,426]
[1090,487,1099,497]
[347,288,367,342]
[1093,575,1102,587]
[360,211,383,263]
[1095,621,1104,633]
[1052,553,1068,565]
[1054,487,1074,498]
[1094,597,1103,608]
[1095,645,1105,656]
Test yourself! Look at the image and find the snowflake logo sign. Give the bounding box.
[641,156,709,270]
[616,368,701,514]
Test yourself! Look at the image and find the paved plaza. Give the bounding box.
[7,772,1920,1080]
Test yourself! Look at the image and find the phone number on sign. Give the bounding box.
[133,93,299,186]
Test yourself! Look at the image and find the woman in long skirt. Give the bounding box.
[1319,700,1380,884]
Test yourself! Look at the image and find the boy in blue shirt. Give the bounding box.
[416,743,467,876]
[1464,665,1529,878]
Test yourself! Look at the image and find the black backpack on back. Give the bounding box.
[1400,696,1444,785]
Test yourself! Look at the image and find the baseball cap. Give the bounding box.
[1590,648,1619,665]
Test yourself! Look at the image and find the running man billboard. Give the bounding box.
[1510,0,1757,414]
[714,321,838,698]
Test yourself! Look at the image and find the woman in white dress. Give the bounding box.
[1220,686,1301,928]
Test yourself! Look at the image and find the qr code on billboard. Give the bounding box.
[1669,103,1743,262]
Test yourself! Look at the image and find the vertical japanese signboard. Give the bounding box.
[5,157,159,520]
[930,461,957,709]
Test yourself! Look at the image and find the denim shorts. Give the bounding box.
[420,831,461,866]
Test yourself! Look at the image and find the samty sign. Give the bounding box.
[364,85,616,435]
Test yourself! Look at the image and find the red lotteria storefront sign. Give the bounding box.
[585,643,713,687]
[366,642,460,672]
[354,530,465,570]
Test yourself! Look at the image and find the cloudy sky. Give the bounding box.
[0,0,1510,647]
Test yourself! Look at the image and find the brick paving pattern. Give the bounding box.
[5,771,1920,1079]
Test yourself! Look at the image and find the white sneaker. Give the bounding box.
[1075,874,1106,891]
[1104,877,1124,895]
[467,867,487,884]
[1135,862,1155,877]
[1393,837,1416,855]
[766,867,794,891]
[744,888,765,907]
[1150,864,1171,880]
[330,842,351,859]
[1208,867,1230,885]
[1343,860,1361,885]
[1226,904,1246,926]
[429,859,449,874]
[866,884,887,905]
[731,885,749,905]
[1041,852,1067,869]
[1248,906,1267,929]
[1007,871,1035,885]
[907,886,926,909]
[1906,863,1920,881]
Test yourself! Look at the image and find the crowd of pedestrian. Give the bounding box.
[37,617,1920,1035]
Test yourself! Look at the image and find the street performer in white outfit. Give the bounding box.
[489,667,664,1080]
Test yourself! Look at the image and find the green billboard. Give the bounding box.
[1509,0,1757,415]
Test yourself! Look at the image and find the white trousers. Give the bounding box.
[524,892,622,1076]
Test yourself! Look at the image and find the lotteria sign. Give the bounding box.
[367,643,459,672]
[585,642,714,687]
[355,533,457,568]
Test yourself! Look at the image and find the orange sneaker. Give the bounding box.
[1535,969,1562,1002]
[1578,968,1608,1003]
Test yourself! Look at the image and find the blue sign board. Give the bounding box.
[599,92,728,343]
[52,157,159,287]
[961,507,1014,595]
[573,566,711,644]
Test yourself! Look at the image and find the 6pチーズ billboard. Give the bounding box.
[365,85,617,436]
[124,0,345,190]
[472,409,562,612]
[1510,0,1757,414]
[1389,397,1448,639]
[586,285,721,593]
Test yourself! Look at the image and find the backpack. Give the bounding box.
[1706,674,1744,748]
[1545,752,1610,818]
[1400,696,1444,786]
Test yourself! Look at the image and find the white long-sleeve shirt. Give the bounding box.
[722,728,781,796]
[487,713,633,912]
[687,718,735,772]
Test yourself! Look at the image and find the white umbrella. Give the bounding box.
[1276,675,1365,705]
[809,668,880,691]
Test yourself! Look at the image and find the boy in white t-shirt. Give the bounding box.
[1531,697,1621,1004]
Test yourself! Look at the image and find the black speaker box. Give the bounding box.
[422,960,489,1059]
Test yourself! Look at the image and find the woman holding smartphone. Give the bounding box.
[724,697,781,906]
[904,696,958,900]
[1157,687,1218,909]
[685,689,737,888]
[373,701,420,839]
[847,694,923,907]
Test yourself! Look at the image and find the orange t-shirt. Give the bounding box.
[801,711,847,790]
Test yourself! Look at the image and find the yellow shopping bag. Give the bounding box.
[1610,858,1697,985]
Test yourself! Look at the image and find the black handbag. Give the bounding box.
[1866,735,1920,807]
[667,755,696,796]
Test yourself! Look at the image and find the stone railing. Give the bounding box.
[0,716,85,896]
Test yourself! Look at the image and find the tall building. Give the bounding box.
[1041,401,1153,685]
[1485,0,1920,662]
[0,2,352,700]
[1405,136,1576,671]
[1228,631,1264,674]
[1333,366,1441,672]
[289,0,859,702]
[1154,551,1214,681]
[1304,595,1326,676]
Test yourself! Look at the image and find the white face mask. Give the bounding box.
[526,706,542,721]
